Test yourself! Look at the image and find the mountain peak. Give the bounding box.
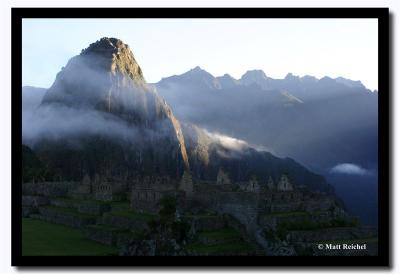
[185,66,216,83]
[335,77,366,89]
[242,69,267,77]
[284,73,300,81]
[80,37,145,85]
[301,75,318,82]
[42,37,149,109]
[189,66,212,76]
[81,37,125,55]
[216,74,239,89]
[192,66,203,71]
[240,70,271,89]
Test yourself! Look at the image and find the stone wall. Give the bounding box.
[258,213,312,231]
[83,225,138,247]
[22,195,49,207]
[36,206,97,228]
[22,182,78,197]
[130,184,176,213]
[78,201,111,215]
[192,184,260,232]
[22,195,50,217]
[100,213,150,231]
[94,183,127,202]
[181,215,226,234]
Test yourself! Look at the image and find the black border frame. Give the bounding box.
[11,7,390,267]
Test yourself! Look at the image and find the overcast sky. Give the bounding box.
[22,18,378,90]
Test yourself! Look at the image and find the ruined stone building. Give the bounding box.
[216,168,231,185]
[276,174,294,191]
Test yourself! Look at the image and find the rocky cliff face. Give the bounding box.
[32,37,188,181]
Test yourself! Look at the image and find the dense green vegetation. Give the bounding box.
[22,218,117,256]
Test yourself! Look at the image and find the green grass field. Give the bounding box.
[22,218,118,256]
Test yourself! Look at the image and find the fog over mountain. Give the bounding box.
[22,37,333,194]
[155,67,378,224]
[23,38,190,181]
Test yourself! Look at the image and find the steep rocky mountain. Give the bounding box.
[22,38,332,194]
[24,37,189,181]
[155,67,378,224]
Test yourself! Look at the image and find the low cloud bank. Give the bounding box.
[330,163,373,176]
[204,130,249,151]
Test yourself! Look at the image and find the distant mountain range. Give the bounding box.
[155,66,378,171]
[155,67,378,224]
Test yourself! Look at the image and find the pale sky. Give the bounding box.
[22,18,378,90]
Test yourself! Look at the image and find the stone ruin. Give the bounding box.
[130,184,176,213]
[216,168,231,185]
[94,183,127,202]
[21,169,377,256]
[276,174,294,191]
[178,170,194,198]
[129,175,183,213]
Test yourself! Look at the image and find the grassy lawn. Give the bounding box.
[109,200,131,211]
[22,218,118,256]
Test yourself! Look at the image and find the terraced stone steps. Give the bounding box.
[99,210,157,231]
[185,228,260,256]
[49,197,112,215]
[286,226,377,243]
[83,224,144,246]
[22,195,50,217]
[259,210,349,231]
[182,214,226,233]
[26,197,159,248]
[34,205,98,228]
